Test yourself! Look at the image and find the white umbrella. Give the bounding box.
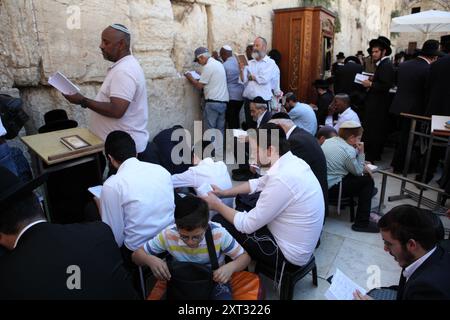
[391,9,450,35]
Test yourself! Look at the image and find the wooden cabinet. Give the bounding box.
[273,6,336,103]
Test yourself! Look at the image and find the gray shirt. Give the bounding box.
[223,56,244,101]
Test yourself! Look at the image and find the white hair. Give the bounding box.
[270,118,295,128]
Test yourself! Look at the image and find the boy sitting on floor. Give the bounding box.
[132,196,251,300]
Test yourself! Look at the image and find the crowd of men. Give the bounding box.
[0,24,449,300]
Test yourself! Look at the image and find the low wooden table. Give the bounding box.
[21,128,104,221]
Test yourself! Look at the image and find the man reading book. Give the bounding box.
[62,24,151,163]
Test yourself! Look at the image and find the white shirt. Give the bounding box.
[325,107,361,131]
[376,56,390,66]
[90,55,149,153]
[403,247,437,281]
[14,220,47,248]
[241,55,278,101]
[234,152,325,266]
[171,158,234,211]
[0,117,6,136]
[101,157,175,251]
[286,125,296,140]
[200,58,229,102]
[256,110,268,128]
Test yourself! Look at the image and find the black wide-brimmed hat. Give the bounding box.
[313,79,331,89]
[418,39,444,57]
[38,109,78,134]
[0,166,48,209]
[336,52,345,59]
[441,35,450,44]
[356,50,364,56]
[345,56,361,65]
[369,36,392,56]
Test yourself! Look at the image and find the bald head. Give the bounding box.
[100,26,131,62]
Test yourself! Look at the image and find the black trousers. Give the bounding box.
[391,116,411,172]
[226,100,243,129]
[212,215,286,271]
[328,174,374,226]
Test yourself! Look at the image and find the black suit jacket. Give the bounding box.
[258,111,272,128]
[0,222,139,300]
[288,127,329,216]
[390,58,430,115]
[426,54,450,116]
[398,246,450,300]
[334,62,364,96]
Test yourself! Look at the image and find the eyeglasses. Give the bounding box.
[179,232,205,243]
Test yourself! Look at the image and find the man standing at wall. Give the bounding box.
[220,45,244,130]
[186,47,229,146]
[62,24,151,162]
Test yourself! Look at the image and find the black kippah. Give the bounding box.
[175,196,202,220]
[252,96,266,104]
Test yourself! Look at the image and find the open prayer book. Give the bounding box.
[88,186,103,199]
[185,71,201,80]
[48,71,80,95]
[325,269,367,300]
[235,54,249,66]
[354,72,374,85]
[233,129,248,138]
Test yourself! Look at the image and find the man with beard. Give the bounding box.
[239,37,278,129]
[62,24,151,162]
[354,205,450,300]
[361,36,395,163]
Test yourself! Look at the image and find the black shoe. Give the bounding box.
[351,222,380,233]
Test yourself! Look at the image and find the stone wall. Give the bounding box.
[1,0,403,148]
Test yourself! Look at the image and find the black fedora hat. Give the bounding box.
[0,166,48,208]
[336,52,345,59]
[369,36,392,56]
[38,109,78,134]
[345,56,361,65]
[356,50,364,56]
[440,35,450,44]
[418,39,444,57]
[313,79,331,89]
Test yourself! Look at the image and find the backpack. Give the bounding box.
[0,94,29,139]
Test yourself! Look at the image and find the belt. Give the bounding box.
[205,99,227,104]
[0,137,6,145]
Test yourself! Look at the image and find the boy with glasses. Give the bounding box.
[133,196,251,300]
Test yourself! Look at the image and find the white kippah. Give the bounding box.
[110,23,131,35]
[222,45,232,52]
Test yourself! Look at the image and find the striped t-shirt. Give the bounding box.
[143,222,244,266]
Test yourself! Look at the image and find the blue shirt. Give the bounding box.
[288,102,318,136]
[223,56,244,101]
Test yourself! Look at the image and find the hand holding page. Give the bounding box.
[233,129,248,138]
[48,71,80,95]
[354,73,369,84]
[325,269,367,300]
[185,71,201,80]
[88,186,103,199]
[197,183,213,197]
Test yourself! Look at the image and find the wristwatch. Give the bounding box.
[80,98,88,109]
